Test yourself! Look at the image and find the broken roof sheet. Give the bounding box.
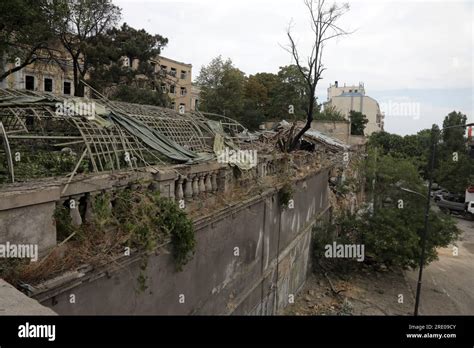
[303,129,350,151]
[272,120,350,151]
[0,88,253,183]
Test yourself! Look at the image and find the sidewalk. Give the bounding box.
[404,218,474,315]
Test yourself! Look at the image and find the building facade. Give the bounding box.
[325,82,384,136]
[151,56,198,113]
[1,51,200,113]
[0,43,79,96]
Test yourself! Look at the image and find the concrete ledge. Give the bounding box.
[0,187,60,211]
[0,279,57,315]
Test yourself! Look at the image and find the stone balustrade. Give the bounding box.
[0,152,296,253]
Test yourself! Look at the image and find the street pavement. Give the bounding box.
[405,218,474,315]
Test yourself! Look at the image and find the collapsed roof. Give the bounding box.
[0,89,352,185]
[0,88,250,183]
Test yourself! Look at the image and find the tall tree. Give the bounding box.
[442,111,467,154]
[359,147,460,268]
[48,0,121,97]
[349,110,368,135]
[196,56,246,119]
[0,0,56,81]
[274,65,308,121]
[283,0,351,151]
[88,23,169,105]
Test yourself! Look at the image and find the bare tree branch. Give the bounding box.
[282,0,351,151]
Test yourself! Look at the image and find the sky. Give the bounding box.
[115,0,473,135]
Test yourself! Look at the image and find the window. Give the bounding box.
[160,65,167,76]
[161,84,167,93]
[44,78,53,92]
[179,103,186,114]
[354,89,358,93]
[63,81,71,95]
[180,87,187,96]
[170,68,177,77]
[349,89,352,93]
[25,75,35,90]
[170,85,175,94]
[180,70,187,80]
[171,101,176,110]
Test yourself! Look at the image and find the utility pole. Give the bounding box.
[414,122,474,316]
[414,126,436,316]
[371,149,377,215]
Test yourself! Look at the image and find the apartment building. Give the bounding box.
[191,84,200,111]
[325,81,384,135]
[151,56,196,113]
[0,43,80,96]
[1,48,199,113]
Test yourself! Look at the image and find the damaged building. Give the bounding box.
[0,87,364,315]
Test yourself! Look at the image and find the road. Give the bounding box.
[405,218,474,315]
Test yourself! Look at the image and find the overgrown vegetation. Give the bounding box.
[313,135,462,272]
[114,188,196,271]
[313,205,460,271]
[349,111,369,136]
[368,110,473,194]
[196,57,309,130]
[0,150,90,184]
[2,184,196,288]
[314,105,346,122]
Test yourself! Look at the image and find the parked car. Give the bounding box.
[432,189,449,201]
[436,196,474,220]
[436,196,464,213]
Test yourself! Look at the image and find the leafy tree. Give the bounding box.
[273,65,308,121]
[435,152,474,193]
[349,110,368,135]
[88,23,169,106]
[442,111,467,154]
[315,105,346,121]
[368,131,404,154]
[352,150,461,268]
[48,0,122,96]
[111,85,170,107]
[431,111,472,193]
[356,204,459,268]
[241,102,266,131]
[0,0,56,81]
[196,56,246,120]
[368,111,472,194]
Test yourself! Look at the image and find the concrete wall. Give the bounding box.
[326,95,384,135]
[34,169,330,315]
[0,187,60,253]
[0,279,57,315]
[350,135,367,146]
[327,82,365,100]
[311,121,351,144]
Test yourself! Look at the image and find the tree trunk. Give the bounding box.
[72,58,85,97]
[289,87,316,151]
